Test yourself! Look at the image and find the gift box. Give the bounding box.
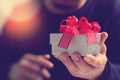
[50,16,101,56]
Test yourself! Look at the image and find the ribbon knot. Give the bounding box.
[58,16,101,49]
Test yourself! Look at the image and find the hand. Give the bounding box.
[9,54,54,80]
[54,32,108,80]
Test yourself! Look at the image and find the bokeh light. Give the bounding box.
[0,0,41,39]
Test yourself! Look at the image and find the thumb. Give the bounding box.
[84,54,101,67]
[100,32,108,55]
[43,54,51,59]
[101,32,108,44]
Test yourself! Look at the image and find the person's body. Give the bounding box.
[0,0,120,80]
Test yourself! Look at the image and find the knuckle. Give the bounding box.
[23,53,31,58]
[71,52,79,56]
[23,53,35,59]
[72,67,78,72]
[37,56,44,61]
[71,53,76,58]
[60,52,68,56]
[70,68,79,76]
[97,61,103,67]
[19,59,31,67]
[71,71,80,77]
[19,59,24,64]
[71,52,80,58]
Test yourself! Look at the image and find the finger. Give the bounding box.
[19,59,41,73]
[25,53,51,60]
[101,32,108,44]
[71,52,93,70]
[54,55,59,59]
[19,59,50,79]
[101,44,107,55]
[84,54,102,67]
[9,64,20,80]
[41,68,51,79]
[71,52,84,66]
[40,54,50,59]
[19,70,43,80]
[9,64,42,80]
[43,54,50,59]
[58,52,78,73]
[100,32,108,55]
[23,54,54,68]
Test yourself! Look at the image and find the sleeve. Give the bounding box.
[98,60,120,80]
[0,39,22,80]
[0,64,12,80]
[0,46,15,80]
[98,0,120,80]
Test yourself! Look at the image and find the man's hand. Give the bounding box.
[54,32,108,80]
[9,54,54,80]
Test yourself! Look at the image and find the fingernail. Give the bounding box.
[46,73,51,78]
[73,56,80,62]
[60,56,67,62]
[49,63,54,68]
[45,54,50,58]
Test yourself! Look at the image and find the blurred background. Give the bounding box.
[0,0,41,39]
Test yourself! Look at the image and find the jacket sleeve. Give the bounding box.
[0,64,12,80]
[98,60,120,80]
[98,0,120,80]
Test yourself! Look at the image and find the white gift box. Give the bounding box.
[50,33,101,56]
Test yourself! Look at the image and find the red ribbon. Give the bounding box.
[58,16,101,49]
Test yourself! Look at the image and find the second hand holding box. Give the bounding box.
[50,16,101,56]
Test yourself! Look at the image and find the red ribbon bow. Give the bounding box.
[58,16,101,49]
